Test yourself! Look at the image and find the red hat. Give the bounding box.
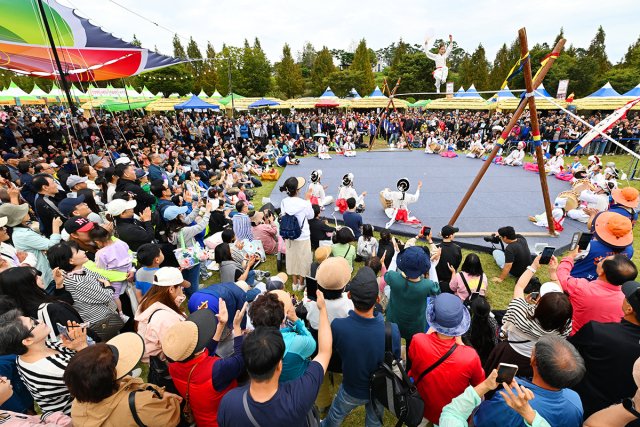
[611,187,640,209]
[594,212,633,248]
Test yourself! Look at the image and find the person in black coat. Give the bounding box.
[114,163,156,214]
[207,199,232,237]
[110,199,155,253]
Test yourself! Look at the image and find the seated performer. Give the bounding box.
[335,173,366,213]
[343,137,356,157]
[530,191,578,232]
[500,142,525,166]
[440,139,457,158]
[546,148,565,175]
[566,180,610,223]
[308,170,334,209]
[467,134,484,158]
[381,178,422,228]
[317,138,332,160]
[424,132,442,154]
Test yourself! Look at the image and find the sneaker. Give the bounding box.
[292,283,300,291]
[255,270,271,281]
[119,312,130,323]
[130,368,142,379]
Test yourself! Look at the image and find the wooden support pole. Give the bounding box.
[519,28,556,235]
[367,78,402,152]
[384,78,412,151]
[448,34,566,226]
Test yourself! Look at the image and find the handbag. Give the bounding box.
[370,323,425,427]
[173,229,206,269]
[242,389,320,427]
[89,300,125,341]
[182,363,199,424]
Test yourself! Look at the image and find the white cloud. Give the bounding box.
[61,0,639,64]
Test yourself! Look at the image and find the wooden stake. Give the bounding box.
[448,34,566,226]
[519,28,556,235]
[367,78,403,152]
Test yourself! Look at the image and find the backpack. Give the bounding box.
[279,213,305,240]
[460,273,483,309]
[370,323,425,427]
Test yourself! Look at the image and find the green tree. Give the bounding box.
[489,43,510,90]
[134,64,193,97]
[238,38,272,96]
[276,43,304,99]
[349,39,376,95]
[172,34,186,58]
[429,39,466,72]
[216,44,243,96]
[390,40,408,72]
[131,34,142,47]
[311,47,336,96]
[387,53,436,93]
[200,42,218,96]
[463,44,490,92]
[457,54,473,89]
[621,35,640,68]
[587,26,611,79]
[329,49,354,68]
[596,68,640,94]
[296,41,317,70]
[368,48,377,67]
[186,36,204,93]
[323,70,365,97]
[552,27,565,50]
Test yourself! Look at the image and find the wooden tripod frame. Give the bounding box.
[366,78,412,151]
[448,28,566,236]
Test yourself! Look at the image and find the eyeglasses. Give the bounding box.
[26,316,39,337]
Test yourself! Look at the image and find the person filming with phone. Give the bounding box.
[489,227,531,283]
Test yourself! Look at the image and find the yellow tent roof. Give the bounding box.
[348,97,408,109]
[145,98,187,112]
[573,97,640,111]
[279,97,351,109]
[426,97,490,110]
[496,98,567,110]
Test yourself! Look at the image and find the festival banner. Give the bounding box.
[446,82,454,98]
[557,79,569,100]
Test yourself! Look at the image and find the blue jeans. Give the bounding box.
[388,133,398,146]
[182,263,201,298]
[493,249,515,277]
[322,385,384,427]
[246,270,256,287]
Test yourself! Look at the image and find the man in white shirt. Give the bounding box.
[502,142,525,166]
[381,178,422,228]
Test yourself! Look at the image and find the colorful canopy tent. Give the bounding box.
[248,98,280,108]
[622,84,640,98]
[407,99,431,107]
[168,93,181,98]
[453,87,465,98]
[0,0,187,81]
[459,84,483,99]
[369,86,387,98]
[346,88,361,99]
[277,98,348,110]
[531,83,553,98]
[586,82,621,98]
[1,81,37,99]
[315,100,340,108]
[140,86,156,98]
[197,90,209,99]
[496,85,517,99]
[125,86,141,98]
[210,90,223,99]
[498,95,566,110]
[80,98,123,110]
[320,87,337,98]
[426,93,491,110]
[222,97,283,110]
[69,84,86,97]
[174,95,220,110]
[30,84,49,97]
[218,94,245,105]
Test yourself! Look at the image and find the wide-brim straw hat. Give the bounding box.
[316,257,352,290]
[107,333,145,380]
[557,190,579,211]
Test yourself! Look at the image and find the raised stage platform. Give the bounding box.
[267,151,588,254]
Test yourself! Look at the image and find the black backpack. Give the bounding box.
[370,323,425,427]
[460,273,483,309]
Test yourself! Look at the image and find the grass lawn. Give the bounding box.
[138,141,640,427]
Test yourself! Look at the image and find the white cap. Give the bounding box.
[540,282,563,296]
[152,267,184,287]
[115,156,131,165]
[107,199,136,217]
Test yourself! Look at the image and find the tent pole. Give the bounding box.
[122,77,133,116]
[36,0,76,117]
[228,57,234,119]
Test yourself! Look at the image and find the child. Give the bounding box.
[356,224,378,262]
[236,182,254,210]
[335,173,366,213]
[330,227,356,271]
[89,226,135,322]
[134,243,164,303]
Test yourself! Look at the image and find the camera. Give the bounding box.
[484,234,501,244]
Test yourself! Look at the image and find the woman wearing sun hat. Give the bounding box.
[64,332,182,426]
[409,294,484,425]
[609,186,639,227]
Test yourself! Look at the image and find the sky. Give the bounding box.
[59,0,640,65]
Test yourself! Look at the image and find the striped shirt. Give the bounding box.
[232,213,254,242]
[62,268,116,326]
[16,341,75,416]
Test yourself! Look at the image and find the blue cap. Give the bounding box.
[246,288,261,302]
[58,194,86,216]
[396,246,430,279]
[163,205,188,221]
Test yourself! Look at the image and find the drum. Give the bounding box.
[572,179,595,195]
[429,142,440,152]
[379,190,393,209]
[557,190,580,211]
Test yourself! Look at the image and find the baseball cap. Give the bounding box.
[623,281,640,314]
[348,266,379,307]
[2,153,18,161]
[107,199,137,217]
[152,267,184,287]
[163,206,188,221]
[58,195,86,216]
[265,273,288,292]
[64,216,96,234]
[135,168,149,180]
[66,175,88,189]
[397,246,430,280]
[115,156,131,165]
[441,225,459,238]
[540,282,563,296]
[162,308,218,362]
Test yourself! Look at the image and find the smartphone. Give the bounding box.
[530,292,540,302]
[305,276,318,301]
[420,226,431,237]
[539,246,555,265]
[570,232,580,251]
[496,363,519,384]
[198,300,208,310]
[56,323,72,341]
[578,232,593,250]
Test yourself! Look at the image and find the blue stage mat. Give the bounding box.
[267,151,588,253]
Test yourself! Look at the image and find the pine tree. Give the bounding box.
[489,43,510,90]
[457,54,473,90]
[296,41,317,70]
[217,44,243,96]
[276,43,304,99]
[468,44,490,92]
[311,47,336,96]
[553,28,565,50]
[247,37,272,96]
[186,37,203,93]
[172,34,186,58]
[131,34,142,47]
[390,40,408,72]
[200,41,218,96]
[587,26,611,78]
[349,39,375,95]
[622,35,640,69]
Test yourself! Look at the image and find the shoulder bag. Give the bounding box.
[242,388,320,427]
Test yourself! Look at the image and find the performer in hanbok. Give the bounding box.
[380,179,423,228]
[335,173,366,213]
[424,35,454,93]
[500,142,525,166]
[343,137,356,157]
[589,164,606,188]
[529,191,577,232]
[587,155,601,174]
[317,138,332,160]
[556,154,583,181]
[567,181,610,223]
[466,134,484,158]
[424,131,442,154]
[440,139,457,158]
[308,170,334,209]
[545,148,565,175]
